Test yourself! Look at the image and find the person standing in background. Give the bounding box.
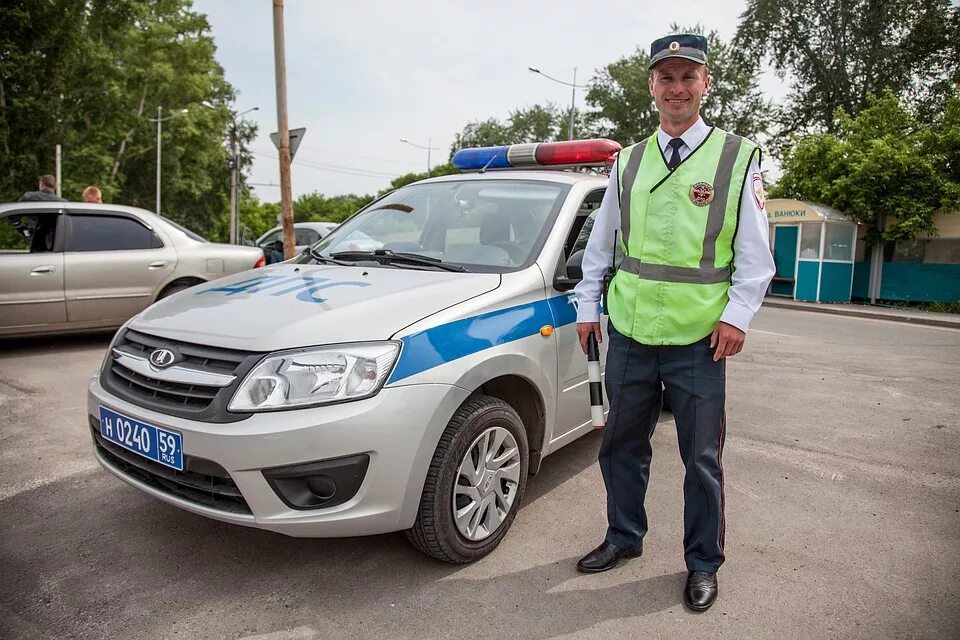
[82,186,103,203]
[19,174,66,202]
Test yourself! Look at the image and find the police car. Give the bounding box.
[87,139,619,563]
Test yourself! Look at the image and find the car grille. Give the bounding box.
[101,329,263,423]
[91,419,251,515]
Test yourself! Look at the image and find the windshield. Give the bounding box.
[302,179,571,273]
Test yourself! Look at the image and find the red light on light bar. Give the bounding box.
[534,139,621,166]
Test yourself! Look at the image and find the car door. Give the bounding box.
[63,211,176,324]
[552,188,609,439]
[0,208,67,332]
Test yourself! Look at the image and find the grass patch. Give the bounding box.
[885,300,960,314]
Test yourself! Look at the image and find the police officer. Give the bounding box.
[573,33,775,612]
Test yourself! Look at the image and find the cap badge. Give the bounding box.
[690,182,715,206]
[669,41,681,52]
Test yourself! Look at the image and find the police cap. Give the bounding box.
[649,33,708,69]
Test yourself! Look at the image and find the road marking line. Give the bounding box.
[238,626,319,640]
[730,482,762,500]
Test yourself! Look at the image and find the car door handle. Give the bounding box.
[147,261,168,269]
[30,266,55,275]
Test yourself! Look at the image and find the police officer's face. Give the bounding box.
[648,59,711,126]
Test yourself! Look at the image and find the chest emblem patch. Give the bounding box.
[689,182,715,206]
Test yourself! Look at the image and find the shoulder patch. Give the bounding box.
[751,172,765,211]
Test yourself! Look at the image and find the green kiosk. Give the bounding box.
[767,199,860,303]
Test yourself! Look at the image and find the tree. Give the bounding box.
[585,24,775,146]
[384,163,458,194]
[0,0,247,241]
[735,0,959,138]
[237,193,280,244]
[294,192,376,224]
[772,92,960,243]
[448,104,575,157]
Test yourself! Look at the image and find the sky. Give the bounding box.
[192,0,785,202]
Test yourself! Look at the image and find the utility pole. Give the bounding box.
[568,67,577,140]
[55,144,62,197]
[273,0,295,259]
[229,126,238,245]
[156,105,162,215]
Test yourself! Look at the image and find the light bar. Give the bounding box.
[451,138,622,171]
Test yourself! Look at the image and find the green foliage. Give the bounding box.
[735,0,960,140]
[772,92,960,243]
[0,0,248,241]
[585,24,775,146]
[294,192,375,224]
[448,104,580,157]
[236,193,280,245]
[384,163,458,194]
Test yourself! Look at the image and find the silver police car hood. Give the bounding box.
[131,264,501,351]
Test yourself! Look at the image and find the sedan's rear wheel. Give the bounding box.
[406,395,528,563]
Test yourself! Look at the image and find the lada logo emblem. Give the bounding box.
[149,348,176,369]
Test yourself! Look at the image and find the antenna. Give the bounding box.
[479,148,506,174]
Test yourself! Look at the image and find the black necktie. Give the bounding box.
[666,137,684,170]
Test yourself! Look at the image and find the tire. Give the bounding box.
[406,395,529,564]
[157,281,197,300]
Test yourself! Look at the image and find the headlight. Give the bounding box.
[228,342,400,412]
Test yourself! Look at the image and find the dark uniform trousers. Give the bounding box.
[600,321,727,573]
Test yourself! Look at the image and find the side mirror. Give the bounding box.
[553,249,585,291]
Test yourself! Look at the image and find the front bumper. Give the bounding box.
[88,375,470,537]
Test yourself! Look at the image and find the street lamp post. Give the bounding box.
[400,137,440,177]
[202,102,258,244]
[528,66,589,140]
[147,106,189,216]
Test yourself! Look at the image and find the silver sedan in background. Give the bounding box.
[0,202,264,337]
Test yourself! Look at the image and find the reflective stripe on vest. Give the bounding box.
[618,256,731,284]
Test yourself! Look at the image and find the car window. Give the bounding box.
[0,212,61,253]
[566,188,605,259]
[258,230,281,247]
[295,229,320,245]
[312,180,571,272]
[163,217,208,242]
[67,214,161,252]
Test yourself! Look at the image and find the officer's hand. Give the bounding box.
[710,322,745,361]
[577,322,602,354]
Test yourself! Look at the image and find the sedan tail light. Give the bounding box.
[253,256,265,268]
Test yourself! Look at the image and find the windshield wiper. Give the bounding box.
[302,246,351,266]
[330,249,468,272]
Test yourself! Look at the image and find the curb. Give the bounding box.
[762,299,960,330]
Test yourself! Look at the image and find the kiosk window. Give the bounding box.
[824,224,854,261]
[799,224,821,259]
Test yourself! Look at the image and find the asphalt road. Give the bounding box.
[1,306,958,640]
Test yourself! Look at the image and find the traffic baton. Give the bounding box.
[587,332,605,428]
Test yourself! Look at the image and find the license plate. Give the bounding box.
[98,406,183,471]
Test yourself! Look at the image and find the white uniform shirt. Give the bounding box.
[573,117,776,333]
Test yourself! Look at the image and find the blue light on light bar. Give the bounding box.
[451,146,511,171]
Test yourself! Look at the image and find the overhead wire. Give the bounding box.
[250,150,401,179]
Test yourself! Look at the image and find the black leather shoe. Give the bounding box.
[684,570,718,611]
[576,541,643,573]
